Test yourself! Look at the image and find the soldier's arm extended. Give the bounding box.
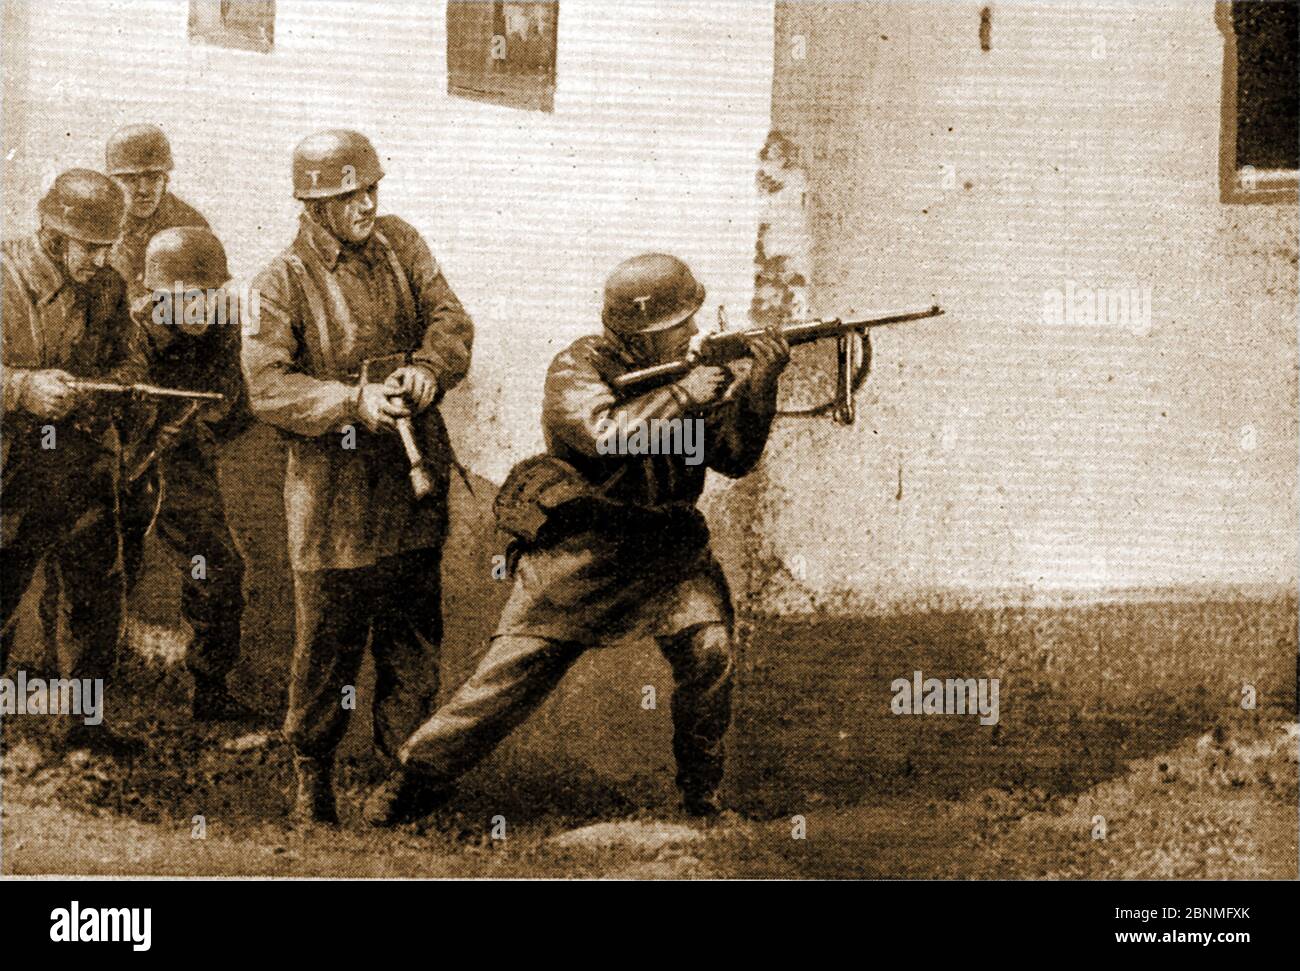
[204,315,250,434]
[241,265,358,437]
[543,340,690,457]
[702,367,780,479]
[386,217,473,393]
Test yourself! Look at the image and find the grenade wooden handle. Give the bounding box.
[395,416,433,500]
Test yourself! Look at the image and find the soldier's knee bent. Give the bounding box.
[686,623,734,685]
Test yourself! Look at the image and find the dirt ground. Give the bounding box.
[2,658,1294,878]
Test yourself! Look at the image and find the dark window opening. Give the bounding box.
[447,1,558,113]
[188,0,275,53]
[1220,0,1298,200]
[1233,0,1298,170]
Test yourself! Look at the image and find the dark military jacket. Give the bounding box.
[242,214,473,571]
[543,331,778,507]
[109,192,210,305]
[1,233,148,471]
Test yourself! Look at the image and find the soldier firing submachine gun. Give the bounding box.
[611,303,944,425]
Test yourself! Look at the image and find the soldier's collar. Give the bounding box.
[299,213,342,269]
[601,327,642,369]
[28,233,74,305]
[299,213,385,270]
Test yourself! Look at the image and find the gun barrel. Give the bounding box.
[68,380,225,403]
[610,304,942,393]
[776,304,943,347]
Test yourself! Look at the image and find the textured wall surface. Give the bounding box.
[757,0,1297,610]
[1,0,774,481]
[2,1,1295,802]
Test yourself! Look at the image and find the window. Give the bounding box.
[1219,0,1298,202]
[188,0,275,54]
[447,1,558,113]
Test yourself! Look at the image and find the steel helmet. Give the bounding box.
[602,253,706,334]
[143,227,230,291]
[106,124,174,176]
[37,169,126,245]
[292,129,385,199]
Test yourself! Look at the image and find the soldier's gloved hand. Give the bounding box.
[675,365,732,409]
[385,365,438,414]
[744,326,791,391]
[357,382,410,433]
[22,369,77,419]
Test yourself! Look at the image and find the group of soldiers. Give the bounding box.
[1,125,791,827]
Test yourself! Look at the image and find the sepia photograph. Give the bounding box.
[0,0,1296,925]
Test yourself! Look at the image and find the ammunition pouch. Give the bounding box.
[494,454,708,569]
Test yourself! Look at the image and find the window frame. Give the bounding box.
[446,1,558,114]
[188,0,275,55]
[1217,1,1298,204]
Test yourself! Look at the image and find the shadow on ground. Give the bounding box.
[2,425,1295,868]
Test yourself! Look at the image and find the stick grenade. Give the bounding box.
[394,411,434,500]
[362,356,433,500]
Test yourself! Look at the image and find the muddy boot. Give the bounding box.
[682,790,723,819]
[191,678,259,723]
[292,754,338,826]
[362,769,451,828]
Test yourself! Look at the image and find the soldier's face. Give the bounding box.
[152,286,222,336]
[63,237,111,284]
[115,171,168,219]
[626,317,697,364]
[322,183,378,244]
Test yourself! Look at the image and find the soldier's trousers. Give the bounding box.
[120,436,245,685]
[399,622,735,799]
[1,459,123,684]
[40,435,245,684]
[285,547,443,762]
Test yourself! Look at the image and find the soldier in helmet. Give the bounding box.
[105,124,210,305]
[242,130,473,825]
[370,253,790,825]
[1,169,149,752]
[34,123,216,668]
[37,126,245,720]
[115,227,251,720]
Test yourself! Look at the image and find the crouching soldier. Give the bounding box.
[242,130,473,825]
[370,253,789,825]
[1,170,149,753]
[121,228,252,719]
